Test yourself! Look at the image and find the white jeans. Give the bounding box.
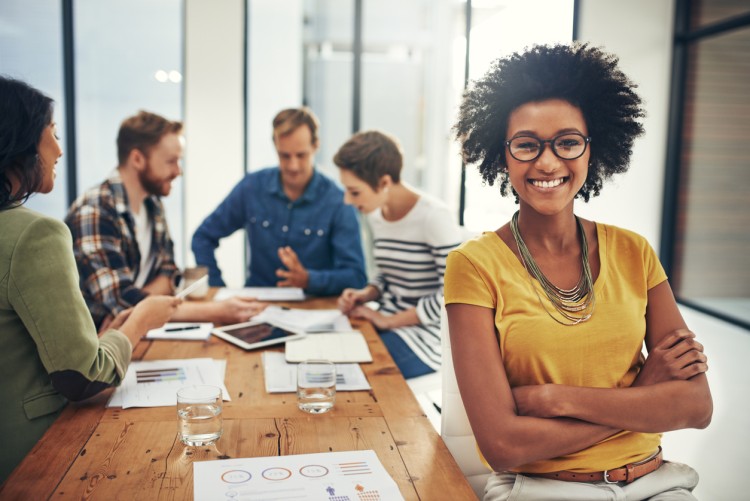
[484,462,699,501]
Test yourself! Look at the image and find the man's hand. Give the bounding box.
[276,246,309,289]
[634,328,708,387]
[212,297,268,324]
[142,274,175,295]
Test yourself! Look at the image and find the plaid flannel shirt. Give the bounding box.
[65,171,180,328]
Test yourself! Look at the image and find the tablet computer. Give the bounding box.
[212,320,306,350]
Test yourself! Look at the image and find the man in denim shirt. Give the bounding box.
[191,108,367,296]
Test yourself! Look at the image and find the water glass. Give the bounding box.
[297,360,336,414]
[177,385,223,446]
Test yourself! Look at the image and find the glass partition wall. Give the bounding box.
[0,0,184,263]
[0,0,68,217]
[2,0,576,279]
[665,0,750,328]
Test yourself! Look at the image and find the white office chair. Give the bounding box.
[440,306,492,500]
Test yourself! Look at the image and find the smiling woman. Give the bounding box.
[446,43,712,501]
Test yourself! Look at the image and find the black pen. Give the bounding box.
[164,325,201,332]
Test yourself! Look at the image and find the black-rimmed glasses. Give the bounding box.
[505,133,592,162]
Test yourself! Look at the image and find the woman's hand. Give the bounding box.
[512,384,557,418]
[99,307,134,335]
[349,305,392,330]
[118,295,182,346]
[337,286,377,314]
[634,328,708,387]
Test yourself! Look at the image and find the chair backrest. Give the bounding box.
[440,306,491,499]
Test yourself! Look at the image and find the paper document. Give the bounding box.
[146,322,213,340]
[262,351,370,393]
[255,306,352,332]
[108,358,230,408]
[214,287,305,302]
[176,275,209,299]
[285,331,372,363]
[194,449,404,501]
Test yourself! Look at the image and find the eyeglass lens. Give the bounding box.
[508,133,588,161]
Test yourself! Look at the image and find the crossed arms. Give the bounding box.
[447,280,713,472]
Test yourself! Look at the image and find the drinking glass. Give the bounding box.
[297,360,336,414]
[177,385,223,446]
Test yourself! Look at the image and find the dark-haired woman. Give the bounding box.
[445,44,712,500]
[0,76,180,481]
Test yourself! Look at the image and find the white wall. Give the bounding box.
[576,0,675,251]
[247,0,304,171]
[184,0,303,288]
[184,0,245,286]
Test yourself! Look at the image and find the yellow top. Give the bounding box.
[444,222,666,473]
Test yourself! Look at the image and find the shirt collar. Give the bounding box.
[266,167,323,204]
[107,169,159,216]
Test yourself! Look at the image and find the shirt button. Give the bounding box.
[317,229,324,237]
[262,220,270,228]
[282,225,289,232]
[287,203,293,209]
[304,228,311,235]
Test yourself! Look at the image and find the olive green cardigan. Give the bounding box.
[0,206,132,482]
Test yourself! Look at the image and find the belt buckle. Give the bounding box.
[603,469,617,484]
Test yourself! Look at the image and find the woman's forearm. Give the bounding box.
[479,415,619,472]
[523,376,712,432]
[382,308,420,329]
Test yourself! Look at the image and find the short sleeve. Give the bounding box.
[444,250,495,308]
[642,239,667,290]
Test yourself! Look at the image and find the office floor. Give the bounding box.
[660,306,749,500]
[420,305,748,500]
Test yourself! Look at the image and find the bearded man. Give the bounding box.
[66,111,262,329]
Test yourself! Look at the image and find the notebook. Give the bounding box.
[284,331,372,363]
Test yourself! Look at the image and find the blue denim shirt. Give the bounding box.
[191,167,367,296]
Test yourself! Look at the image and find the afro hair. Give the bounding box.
[454,42,645,201]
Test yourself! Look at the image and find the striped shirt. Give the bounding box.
[367,194,462,369]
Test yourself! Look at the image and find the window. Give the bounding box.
[461,0,575,233]
[664,0,750,328]
[0,0,67,218]
[75,0,185,262]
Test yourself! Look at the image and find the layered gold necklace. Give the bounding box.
[509,211,595,325]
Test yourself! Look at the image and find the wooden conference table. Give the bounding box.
[0,296,476,500]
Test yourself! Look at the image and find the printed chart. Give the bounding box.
[136,367,187,384]
[108,358,229,408]
[193,450,404,501]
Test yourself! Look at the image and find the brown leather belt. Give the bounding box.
[527,447,663,484]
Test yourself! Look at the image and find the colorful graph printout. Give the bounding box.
[108,358,229,409]
[136,367,187,384]
[193,450,404,501]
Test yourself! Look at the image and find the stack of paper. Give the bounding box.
[108,358,230,408]
[262,352,370,393]
[213,287,305,301]
[254,305,352,332]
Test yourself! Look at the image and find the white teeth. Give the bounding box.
[532,178,564,188]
